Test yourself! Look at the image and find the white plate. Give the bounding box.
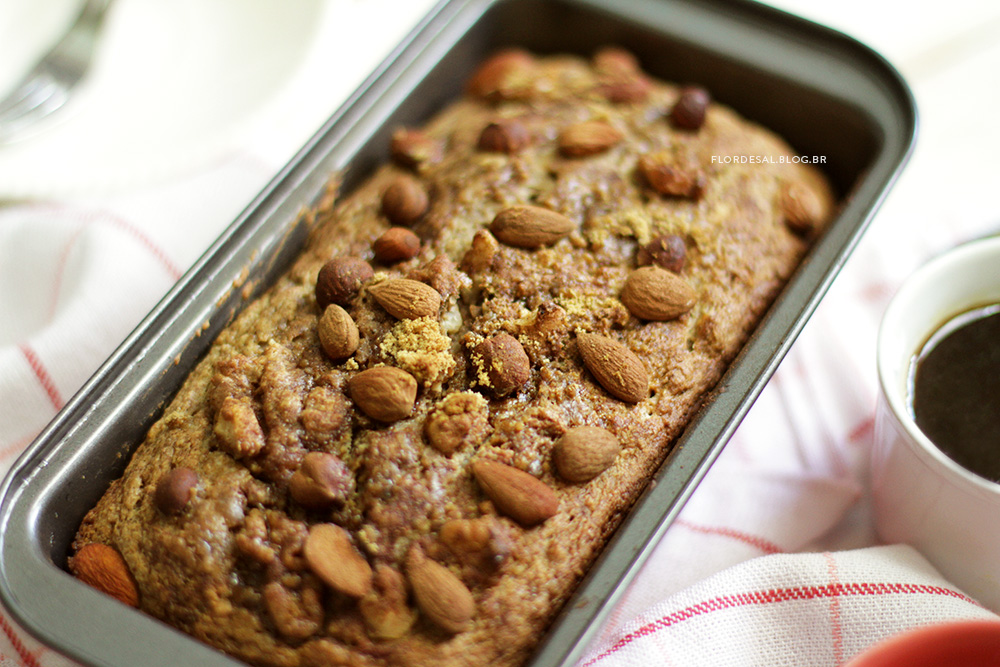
[0,0,326,197]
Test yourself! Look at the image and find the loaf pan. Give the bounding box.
[0,0,915,665]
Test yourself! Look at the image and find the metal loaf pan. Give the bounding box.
[0,0,915,665]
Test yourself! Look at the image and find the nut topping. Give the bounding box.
[558,121,623,157]
[490,205,575,249]
[405,546,475,634]
[466,49,534,100]
[471,459,559,527]
[639,153,706,200]
[553,426,621,483]
[620,266,697,321]
[670,86,711,131]
[381,175,429,226]
[781,181,825,234]
[316,257,373,308]
[289,452,354,509]
[390,128,443,170]
[424,392,489,456]
[69,543,140,607]
[214,396,266,458]
[154,467,198,515]
[369,278,442,320]
[472,333,531,397]
[317,304,360,360]
[348,366,418,422]
[478,120,530,154]
[576,333,649,403]
[303,524,373,598]
[359,564,417,640]
[637,234,686,273]
[373,227,421,264]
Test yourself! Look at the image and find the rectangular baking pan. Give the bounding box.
[0,0,915,665]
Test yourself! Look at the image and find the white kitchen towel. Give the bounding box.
[581,546,999,667]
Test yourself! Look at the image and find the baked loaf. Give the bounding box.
[72,48,833,666]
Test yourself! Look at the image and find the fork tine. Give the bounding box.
[0,0,111,143]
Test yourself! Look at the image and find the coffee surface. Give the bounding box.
[912,306,1000,482]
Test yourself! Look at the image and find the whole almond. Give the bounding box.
[69,543,139,607]
[472,333,530,397]
[471,459,559,527]
[318,304,360,360]
[638,153,706,200]
[381,175,429,225]
[390,128,443,170]
[577,333,649,403]
[348,366,418,422]
[373,227,421,264]
[490,205,575,249]
[304,523,373,598]
[405,546,475,634]
[466,49,534,100]
[369,278,442,319]
[316,256,373,308]
[781,181,824,234]
[289,452,354,509]
[620,266,697,321]
[553,426,621,483]
[478,120,530,154]
[154,467,198,515]
[558,121,623,157]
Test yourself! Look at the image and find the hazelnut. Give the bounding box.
[316,257,373,308]
[154,467,198,514]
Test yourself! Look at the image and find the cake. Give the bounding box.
[70,47,834,666]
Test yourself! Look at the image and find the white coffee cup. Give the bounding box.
[873,235,1000,611]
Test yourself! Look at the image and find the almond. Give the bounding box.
[577,333,649,403]
[406,546,475,634]
[466,49,534,100]
[304,523,373,598]
[558,121,623,157]
[359,564,417,641]
[69,543,139,607]
[553,426,621,483]
[478,119,531,154]
[390,128,443,170]
[373,227,421,264]
[348,367,417,422]
[318,304,360,360]
[780,181,824,234]
[471,459,558,527]
[472,333,530,397]
[490,205,574,249]
[620,266,697,321]
[638,153,706,200]
[369,278,442,319]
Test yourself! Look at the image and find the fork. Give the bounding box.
[0,0,112,144]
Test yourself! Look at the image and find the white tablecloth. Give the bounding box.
[2,0,1000,664]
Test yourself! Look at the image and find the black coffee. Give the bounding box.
[911,304,1000,482]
